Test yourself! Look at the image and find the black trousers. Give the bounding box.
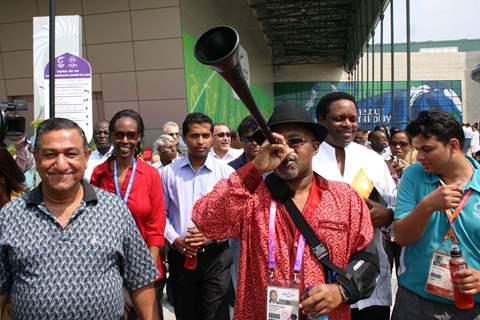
[384,239,402,277]
[168,242,232,320]
[351,305,390,320]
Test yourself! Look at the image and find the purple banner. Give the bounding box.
[44,52,91,79]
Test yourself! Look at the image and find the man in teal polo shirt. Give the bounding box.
[392,110,480,319]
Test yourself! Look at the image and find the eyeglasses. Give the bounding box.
[214,132,231,138]
[390,141,410,147]
[168,132,179,137]
[286,137,315,149]
[112,131,140,141]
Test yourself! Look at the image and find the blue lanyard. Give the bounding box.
[114,157,137,205]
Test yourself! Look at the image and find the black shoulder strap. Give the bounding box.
[265,173,347,278]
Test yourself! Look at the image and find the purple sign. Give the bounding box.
[44,52,91,79]
[43,52,93,139]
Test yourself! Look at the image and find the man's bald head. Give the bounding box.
[93,120,111,153]
[94,120,109,131]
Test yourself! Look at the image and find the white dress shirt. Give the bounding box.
[84,146,114,181]
[209,147,243,163]
[312,141,396,309]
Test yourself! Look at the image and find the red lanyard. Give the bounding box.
[443,189,472,242]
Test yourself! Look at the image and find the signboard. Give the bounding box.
[274,80,463,129]
[33,16,83,123]
[44,52,93,139]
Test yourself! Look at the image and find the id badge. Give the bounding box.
[424,250,454,300]
[266,284,300,320]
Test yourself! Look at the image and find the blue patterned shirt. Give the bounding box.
[0,181,158,320]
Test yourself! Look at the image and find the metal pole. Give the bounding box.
[364,0,369,106]
[353,67,356,97]
[347,72,351,94]
[406,0,411,123]
[380,14,384,122]
[372,33,375,112]
[361,53,364,100]
[350,72,353,94]
[49,0,56,118]
[366,42,370,106]
[390,0,395,127]
[355,60,360,100]
[370,0,375,118]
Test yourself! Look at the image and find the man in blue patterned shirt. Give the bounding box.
[0,118,159,320]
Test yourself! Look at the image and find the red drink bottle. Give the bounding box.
[449,244,475,309]
[184,255,197,270]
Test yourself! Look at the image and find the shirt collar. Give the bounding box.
[27,180,98,205]
[179,153,214,172]
[94,145,114,157]
[466,157,480,193]
[210,148,237,160]
[325,141,354,151]
[95,156,146,176]
[422,156,480,191]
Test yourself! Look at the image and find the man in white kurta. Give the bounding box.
[312,92,396,319]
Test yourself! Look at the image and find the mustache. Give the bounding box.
[282,152,299,165]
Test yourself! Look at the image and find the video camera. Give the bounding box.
[0,100,27,144]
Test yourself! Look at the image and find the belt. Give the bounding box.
[200,240,228,253]
[171,240,228,254]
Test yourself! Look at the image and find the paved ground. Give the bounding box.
[162,298,175,320]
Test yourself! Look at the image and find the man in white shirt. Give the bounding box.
[162,113,234,320]
[312,92,396,320]
[210,122,243,163]
[84,120,113,181]
[152,134,179,174]
[370,130,391,160]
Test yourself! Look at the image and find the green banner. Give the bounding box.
[182,32,273,130]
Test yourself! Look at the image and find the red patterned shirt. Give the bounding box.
[192,162,373,320]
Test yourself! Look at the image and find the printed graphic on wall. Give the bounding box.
[274,80,462,129]
[182,32,274,129]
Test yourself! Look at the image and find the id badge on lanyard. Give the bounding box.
[424,188,472,300]
[425,248,454,299]
[266,201,307,320]
[114,157,137,205]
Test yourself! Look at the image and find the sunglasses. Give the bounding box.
[390,141,410,147]
[168,132,179,137]
[112,131,140,141]
[286,137,315,149]
[214,132,231,138]
[240,135,255,143]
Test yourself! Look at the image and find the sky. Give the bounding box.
[374,0,480,44]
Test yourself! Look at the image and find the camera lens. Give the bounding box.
[6,116,25,136]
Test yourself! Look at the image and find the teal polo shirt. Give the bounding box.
[395,157,480,304]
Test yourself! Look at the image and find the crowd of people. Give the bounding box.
[0,91,479,320]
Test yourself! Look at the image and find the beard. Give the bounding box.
[274,152,300,180]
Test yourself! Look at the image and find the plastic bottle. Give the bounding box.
[449,244,475,309]
[184,255,197,270]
